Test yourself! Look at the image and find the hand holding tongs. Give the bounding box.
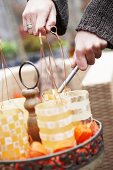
[58,66,79,93]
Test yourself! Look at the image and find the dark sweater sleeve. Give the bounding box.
[76,0,113,49]
[52,0,69,35]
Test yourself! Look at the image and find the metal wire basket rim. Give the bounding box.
[0,119,102,164]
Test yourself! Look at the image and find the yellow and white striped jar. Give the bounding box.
[60,90,92,125]
[0,100,29,160]
[36,100,75,152]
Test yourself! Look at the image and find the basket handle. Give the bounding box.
[19,61,40,89]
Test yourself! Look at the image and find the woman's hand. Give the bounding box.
[72,31,107,70]
[22,0,56,35]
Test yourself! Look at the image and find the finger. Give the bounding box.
[35,14,48,35]
[39,28,47,36]
[46,6,56,33]
[31,14,37,35]
[101,40,107,49]
[85,48,95,65]
[71,51,77,68]
[75,50,88,70]
[93,46,102,59]
[92,42,103,59]
[26,15,33,35]
[94,49,102,59]
[22,13,27,31]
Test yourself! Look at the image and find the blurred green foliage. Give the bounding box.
[1,41,18,59]
[23,34,69,53]
[23,35,40,52]
[51,39,69,50]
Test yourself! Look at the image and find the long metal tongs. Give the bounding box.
[58,66,79,93]
[50,26,79,93]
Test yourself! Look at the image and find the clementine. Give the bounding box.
[28,141,47,158]
[53,138,75,153]
[74,124,92,144]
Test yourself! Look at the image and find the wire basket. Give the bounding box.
[0,119,103,170]
[0,28,104,170]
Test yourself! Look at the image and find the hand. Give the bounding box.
[72,31,107,70]
[22,0,56,35]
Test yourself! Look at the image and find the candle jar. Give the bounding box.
[36,99,75,153]
[42,89,59,101]
[60,90,92,126]
[0,100,29,160]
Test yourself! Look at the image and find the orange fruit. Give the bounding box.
[90,121,99,135]
[28,141,47,158]
[12,92,23,98]
[74,124,92,144]
[53,138,75,153]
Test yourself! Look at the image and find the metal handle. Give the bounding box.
[58,66,79,93]
[50,26,57,35]
[19,61,40,89]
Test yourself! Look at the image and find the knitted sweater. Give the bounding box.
[52,0,69,35]
[53,0,113,48]
[76,0,113,49]
[54,0,113,48]
[26,0,113,48]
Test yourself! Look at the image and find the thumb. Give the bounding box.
[71,51,77,68]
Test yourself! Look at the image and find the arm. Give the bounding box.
[72,0,113,70]
[76,0,113,48]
